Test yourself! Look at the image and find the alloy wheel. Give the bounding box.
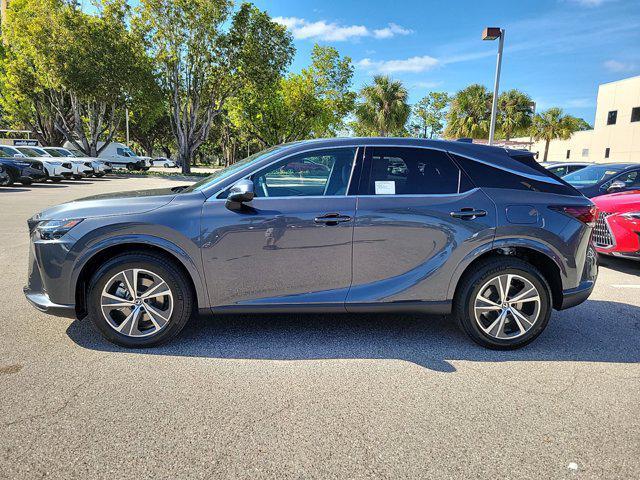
[100,268,174,337]
[473,274,541,340]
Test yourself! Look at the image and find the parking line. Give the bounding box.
[611,284,640,288]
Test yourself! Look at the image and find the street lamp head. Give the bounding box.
[482,27,502,41]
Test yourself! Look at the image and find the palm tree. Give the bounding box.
[530,108,583,161]
[498,89,534,140]
[444,84,492,139]
[355,75,410,136]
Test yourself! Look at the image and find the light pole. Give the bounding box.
[125,107,130,147]
[483,27,505,146]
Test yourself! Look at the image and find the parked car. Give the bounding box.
[541,162,592,177]
[151,157,178,168]
[563,163,640,197]
[0,157,48,185]
[24,138,598,350]
[43,147,111,177]
[6,146,73,182]
[17,147,93,180]
[82,141,150,171]
[592,190,640,260]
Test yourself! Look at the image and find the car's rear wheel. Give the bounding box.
[454,257,552,350]
[50,177,62,183]
[87,252,194,347]
[20,178,32,186]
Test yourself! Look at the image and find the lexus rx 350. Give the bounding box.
[24,138,598,349]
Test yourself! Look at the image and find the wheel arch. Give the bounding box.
[449,243,564,310]
[73,237,207,319]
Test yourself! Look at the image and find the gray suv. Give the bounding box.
[24,138,598,349]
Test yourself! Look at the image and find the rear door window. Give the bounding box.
[364,147,468,195]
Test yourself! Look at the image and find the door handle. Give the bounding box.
[450,208,487,220]
[314,213,352,225]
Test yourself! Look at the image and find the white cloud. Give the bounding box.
[273,17,412,42]
[412,81,444,89]
[603,59,636,72]
[373,23,413,39]
[357,55,440,74]
[565,0,613,6]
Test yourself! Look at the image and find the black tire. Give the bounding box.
[453,257,552,350]
[50,177,62,183]
[87,251,194,348]
[2,170,16,186]
[73,174,83,180]
[20,178,33,186]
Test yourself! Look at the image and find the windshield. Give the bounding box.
[17,147,45,157]
[67,148,85,157]
[44,149,64,157]
[184,145,286,193]
[564,165,625,187]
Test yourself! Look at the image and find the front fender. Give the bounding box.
[70,233,209,310]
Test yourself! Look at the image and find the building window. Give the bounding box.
[607,110,617,125]
[566,150,571,159]
[632,107,640,123]
[582,148,589,157]
[605,147,610,159]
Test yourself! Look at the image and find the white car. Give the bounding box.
[16,146,93,180]
[44,147,112,177]
[1,145,73,182]
[151,157,178,168]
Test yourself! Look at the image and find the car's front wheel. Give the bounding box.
[454,257,552,350]
[87,252,194,347]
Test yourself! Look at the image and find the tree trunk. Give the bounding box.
[161,145,171,158]
[543,139,550,162]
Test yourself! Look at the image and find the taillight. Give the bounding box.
[550,205,598,226]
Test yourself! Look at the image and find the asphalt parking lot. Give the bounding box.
[1,176,639,479]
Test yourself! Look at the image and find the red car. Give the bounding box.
[592,191,640,260]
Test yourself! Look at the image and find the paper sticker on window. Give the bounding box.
[375,181,395,195]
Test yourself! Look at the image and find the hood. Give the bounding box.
[34,187,180,221]
[593,190,640,214]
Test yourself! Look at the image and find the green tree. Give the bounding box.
[136,0,294,173]
[530,107,588,161]
[355,75,410,137]
[229,44,355,149]
[413,91,449,138]
[444,84,492,139]
[497,89,534,140]
[2,0,152,154]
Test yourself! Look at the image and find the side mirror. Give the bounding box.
[607,180,626,192]
[226,179,254,207]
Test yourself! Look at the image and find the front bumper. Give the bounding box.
[23,288,76,319]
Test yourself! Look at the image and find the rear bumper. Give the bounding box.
[558,280,595,310]
[23,288,76,319]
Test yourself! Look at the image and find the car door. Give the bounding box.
[346,146,497,309]
[200,147,360,310]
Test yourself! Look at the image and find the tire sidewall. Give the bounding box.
[88,255,191,347]
[462,264,552,349]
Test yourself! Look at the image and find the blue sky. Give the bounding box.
[250,0,640,123]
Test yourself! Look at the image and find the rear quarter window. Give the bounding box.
[450,153,580,196]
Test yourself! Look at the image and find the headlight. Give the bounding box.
[33,219,84,240]
[621,212,640,220]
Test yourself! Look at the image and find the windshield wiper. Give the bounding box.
[170,185,190,193]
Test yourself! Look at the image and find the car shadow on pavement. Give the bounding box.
[0,187,31,192]
[66,299,640,372]
[598,256,639,275]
